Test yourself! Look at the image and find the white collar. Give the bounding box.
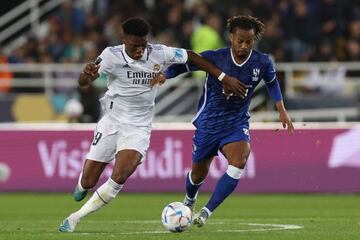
[230,48,252,67]
[122,44,149,63]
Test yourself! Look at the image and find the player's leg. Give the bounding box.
[59,160,108,232]
[73,159,107,201]
[59,120,118,232]
[60,150,142,232]
[77,150,142,214]
[205,141,249,211]
[73,117,114,202]
[184,157,212,211]
[60,124,150,232]
[71,150,141,216]
[194,140,250,227]
[184,129,218,212]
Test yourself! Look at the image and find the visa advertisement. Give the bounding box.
[0,125,359,193]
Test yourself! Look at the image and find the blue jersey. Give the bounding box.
[166,47,282,134]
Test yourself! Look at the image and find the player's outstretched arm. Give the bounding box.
[264,79,294,134]
[78,63,100,87]
[275,101,294,134]
[150,63,196,88]
[186,50,247,98]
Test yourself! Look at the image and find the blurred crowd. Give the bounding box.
[1,0,359,65]
[0,0,359,122]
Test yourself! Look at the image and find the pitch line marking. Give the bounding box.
[215,223,303,233]
[77,219,303,235]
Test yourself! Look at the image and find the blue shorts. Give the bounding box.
[192,125,250,163]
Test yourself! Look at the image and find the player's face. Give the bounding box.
[124,34,148,60]
[230,28,255,59]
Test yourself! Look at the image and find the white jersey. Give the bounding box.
[97,43,188,127]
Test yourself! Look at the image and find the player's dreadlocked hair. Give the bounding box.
[122,17,150,37]
[227,15,265,41]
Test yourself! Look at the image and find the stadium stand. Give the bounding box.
[0,0,359,122]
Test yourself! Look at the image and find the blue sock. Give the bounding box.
[205,172,240,212]
[185,171,203,199]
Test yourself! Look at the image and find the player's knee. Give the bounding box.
[191,171,207,184]
[80,176,97,189]
[238,159,247,169]
[230,157,247,169]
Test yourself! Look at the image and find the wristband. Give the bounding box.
[218,72,226,81]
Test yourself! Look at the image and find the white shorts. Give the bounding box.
[86,115,151,163]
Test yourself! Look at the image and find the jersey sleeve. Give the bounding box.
[97,47,115,75]
[265,79,283,102]
[165,50,215,78]
[162,45,188,65]
[199,50,216,63]
[263,55,283,102]
[263,55,276,83]
[165,64,191,78]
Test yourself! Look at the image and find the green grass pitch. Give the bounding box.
[0,193,359,240]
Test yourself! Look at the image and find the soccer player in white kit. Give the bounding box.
[59,17,247,232]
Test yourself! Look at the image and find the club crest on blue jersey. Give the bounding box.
[252,68,260,82]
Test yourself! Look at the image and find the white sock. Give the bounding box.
[226,165,243,179]
[202,207,212,217]
[69,178,123,221]
[185,193,198,201]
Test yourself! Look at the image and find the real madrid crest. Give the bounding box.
[153,64,160,73]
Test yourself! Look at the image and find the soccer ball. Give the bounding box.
[64,98,83,118]
[161,202,192,232]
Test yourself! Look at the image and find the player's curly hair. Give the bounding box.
[227,15,265,41]
[122,17,150,37]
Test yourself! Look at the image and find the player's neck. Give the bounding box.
[231,49,249,65]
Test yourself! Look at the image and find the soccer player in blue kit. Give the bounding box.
[151,15,294,227]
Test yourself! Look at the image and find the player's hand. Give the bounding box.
[222,75,248,99]
[279,111,294,134]
[83,63,100,79]
[150,72,166,88]
[79,63,100,87]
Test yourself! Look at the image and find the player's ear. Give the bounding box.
[122,34,129,45]
[229,33,234,43]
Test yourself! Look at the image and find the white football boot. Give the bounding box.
[192,208,210,227]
